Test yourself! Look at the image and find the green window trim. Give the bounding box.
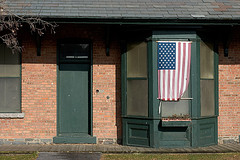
[148,31,219,120]
[122,30,219,148]
[151,34,193,119]
[126,41,149,117]
[200,40,219,118]
[122,32,219,120]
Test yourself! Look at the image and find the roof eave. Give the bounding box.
[40,16,240,26]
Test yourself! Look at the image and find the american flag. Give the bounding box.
[158,41,191,101]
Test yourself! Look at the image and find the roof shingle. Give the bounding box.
[4,0,240,21]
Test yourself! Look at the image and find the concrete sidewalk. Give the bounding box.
[0,143,240,153]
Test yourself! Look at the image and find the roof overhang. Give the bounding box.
[42,17,240,26]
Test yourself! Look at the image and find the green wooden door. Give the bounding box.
[54,41,96,144]
[59,63,89,136]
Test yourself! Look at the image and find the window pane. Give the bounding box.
[127,42,147,78]
[0,65,20,77]
[127,80,148,116]
[4,47,20,64]
[0,78,21,112]
[0,45,4,64]
[0,46,4,77]
[161,89,190,118]
[201,80,215,116]
[200,41,214,79]
[60,43,90,59]
[0,46,20,77]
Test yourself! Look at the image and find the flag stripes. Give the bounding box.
[158,41,191,101]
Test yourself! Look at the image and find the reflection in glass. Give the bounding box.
[0,44,21,113]
[201,80,215,116]
[0,78,20,112]
[0,46,20,77]
[127,80,148,116]
[161,89,190,118]
[60,43,90,59]
[127,42,147,78]
[200,41,214,79]
[200,40,215,117]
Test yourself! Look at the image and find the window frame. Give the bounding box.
[122,41,149,118]
[151,31,218,119]
[122,30,219,148]
[198,39,219,118]
[0,44,22,113]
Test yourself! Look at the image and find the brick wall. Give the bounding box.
[92,34,121,144]
[56,24,122,143]
[0,31,57,142]
[2,23,239,145]
[218,26,240,143]
[0,24,122,144]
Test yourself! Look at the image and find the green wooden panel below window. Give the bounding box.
[191,118,217,147]
[159,127,190,141]
[161,120,191,127]
[123,119,151,147]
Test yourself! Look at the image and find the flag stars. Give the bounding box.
[158,42,176,70]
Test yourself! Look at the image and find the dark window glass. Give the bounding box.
[200,41,215,116]
[126,42,148,117]
[200,80,215,116]
[0,78,20,112]
[127,80,148,116]
[60,44,90,59]
[0,44,21,113]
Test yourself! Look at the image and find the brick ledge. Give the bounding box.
[0,113,25,118]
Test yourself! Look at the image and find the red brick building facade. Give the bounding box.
[1,0,240,147]
[1,24,240,145]
[0,24,122,144]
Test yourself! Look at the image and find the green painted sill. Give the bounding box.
[161,119,191,127]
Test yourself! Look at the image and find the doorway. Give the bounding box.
[54,40,96,143]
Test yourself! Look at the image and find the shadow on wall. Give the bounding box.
[218,26,240,65]
[217,26,240,144]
